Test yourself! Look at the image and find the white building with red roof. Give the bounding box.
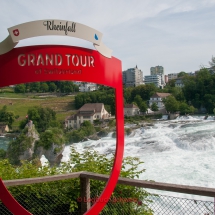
[149,92,171,109]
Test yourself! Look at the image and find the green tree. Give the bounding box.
[179,102,195,115]
[49,82,57,92]
[40,83,49,92]
[66,120,96,143]
[166,79,176,88]
[134,95,143,107]
[14,84,26,93]
[0,105,15,129]
[59,81,79,93]
[37,127,65,150]
[178,71,188,77]
[80,120,96,136]
[139,101,148,113]
[151,102,158,111]
[29,82,41,92]
[19,106,57,133]
[163,96,179,113]
[7,130,34,165]
[0,149,6,160]
[209,56,215,68]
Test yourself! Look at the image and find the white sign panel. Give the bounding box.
[0,20,112,58]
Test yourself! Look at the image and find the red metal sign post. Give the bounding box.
[0,45,124,214]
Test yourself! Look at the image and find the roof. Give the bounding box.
[124,104,139,109]
[79,103,104,112]
[65,103,106,121]
[151,92,171,98]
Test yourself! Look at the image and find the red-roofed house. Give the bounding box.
[149,92,171,109]
[124,104,140,116]
[65,103,110,129]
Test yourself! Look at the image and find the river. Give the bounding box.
[1,115,215,201]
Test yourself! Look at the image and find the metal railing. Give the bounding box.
[1,171,215,215]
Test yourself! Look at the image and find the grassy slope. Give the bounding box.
[0,93,76,127]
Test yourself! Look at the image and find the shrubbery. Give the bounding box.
[66,121,96,143]
[0,148,153,214]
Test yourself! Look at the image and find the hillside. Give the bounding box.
[0,93,76,128]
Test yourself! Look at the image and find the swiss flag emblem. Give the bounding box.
[13,29,19,36]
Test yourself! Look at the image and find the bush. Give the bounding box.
[0,149,6,160]
[0,149,153,214]
[97,129,109,137]
[66,121,96,143]
[125,127,132,136]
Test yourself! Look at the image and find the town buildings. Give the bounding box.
[144,65,165,88]
[65,103,109,129]
[149,92,171,110]
[175,78,184,88]
[123,66,143,87]
[168,73,178,81]
[144,75,162,88]
[79,83,97,92]
[150,66,164,76]
[124,104,140,116]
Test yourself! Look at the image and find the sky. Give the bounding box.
[0,0,215,75]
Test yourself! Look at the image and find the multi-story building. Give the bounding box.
[150,65,165,85]
[144,75,162,88]
[123,66,143,87]
[168,73,179,81]
[150,66,164,76]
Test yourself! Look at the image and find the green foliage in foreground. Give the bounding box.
[0,148,153,215]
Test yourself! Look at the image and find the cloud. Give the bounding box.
[0,0,215,75]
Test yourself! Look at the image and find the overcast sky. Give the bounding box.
[0,0,215,75]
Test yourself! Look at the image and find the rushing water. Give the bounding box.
[1,116,215,203]
[59,115,215,205]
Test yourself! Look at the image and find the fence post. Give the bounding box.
[80,177,91,214]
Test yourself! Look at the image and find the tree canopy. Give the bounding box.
[19,106,57,133]
[0,105,15,129]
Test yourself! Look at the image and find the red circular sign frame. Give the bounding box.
[0,45,124,215]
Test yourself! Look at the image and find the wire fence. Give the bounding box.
[1,178,214,215]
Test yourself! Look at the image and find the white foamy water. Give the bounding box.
[56,116,215,187]
[42,116,215,205]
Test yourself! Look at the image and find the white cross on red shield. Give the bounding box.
[13,29,19,36]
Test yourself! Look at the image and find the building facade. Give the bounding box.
[175,78,184,88]
[124,104,140,116]
[123,66,143,87]
[150,65,165,86]
[79,83,97,92]
[65,103,109,129]
[144,75,162,88]
[168,73,179,81]
[149,92,171,109]
[150,66,164,76]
